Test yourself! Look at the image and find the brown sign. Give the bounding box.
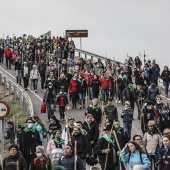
[66,30,88,38]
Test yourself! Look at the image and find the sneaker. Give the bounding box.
[80,107,82,110]
[115,100,118,104]
[35,90,37,93]
[118,100,121,104]
[83,106,85,109]
[75,107,77,109]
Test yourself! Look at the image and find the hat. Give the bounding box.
[148,120,155,126]
[146,100,154,106]
[123,101,131,106]
[9,144,19,151]
[68,116,74,121]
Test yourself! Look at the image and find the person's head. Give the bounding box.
[50,115,58,124]
[94,74,98,80]
[87,114,93,123]
[9,144,19,156]
[141,72,145,78]
[33,115,45,127]
[49,71,54,78]
[133,135,142,144]
[92,98,98,106]
[23,62,27,66]
[124,101,130,109]
[40,58,44,63]
[146,101,153,110]
[68,67,73,72]
[105,119,113,126]
[78,74,83,79]
[35,146,44,159]
[7,121,13,128]
[26,118,35,128]
[107,98,112,105]
[163,128,170,136]
[17,125,23,132]
[73,126,82,136]
[60,73,65,79]
[156,96,162,104]
[64,144,74,155]
[113,119,120,130]
[147,120,155,132]
[127,141,143,153]
[48,82,53,89]
[53,129,62,139]
[68,117,74,126]
[163,135,170,148]
[76,121,83,129]
[32,65,36,70]
[59,88,64,94]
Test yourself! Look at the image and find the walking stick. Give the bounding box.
[0,155,2,170]
[104,123,114,170]
[74,141,77,170]
[113,131,127,170]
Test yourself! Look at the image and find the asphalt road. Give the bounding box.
[1,63,170,169]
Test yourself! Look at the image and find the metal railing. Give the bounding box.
[0,68,34,117]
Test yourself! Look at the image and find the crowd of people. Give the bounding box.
[0,34,170,170]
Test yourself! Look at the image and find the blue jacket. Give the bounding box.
[148,86,159,101]
[121,147,151,170]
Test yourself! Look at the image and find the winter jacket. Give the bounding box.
[139,76,150,86]
[114,127,129,149]
[56,92,68,106]
[21,66,30,78]
[121,148,151,170]
[104,104,118,121]
[57,78,68,93]
[100,77,111,89]
[121,107,133,123]
[161,70,170,82]
[148,86,159,101]
[30,69,40,80]
[4,49,12,58]
[117,74,128,89]
[48,122,61,135]
[143,132,162,155]
[57,154,85,170]
[149,67,159,82]
[46,139,64,155]
[3,154,27,170]
[77,78,87,93]
[71,134,90,158]
[92,79,101,93]
[69,79,77,93]
[82,120,99,143]
[4,127,15,144]
[38,63,47,75]
[45,77,57,90]
[134,69,142,85]
[14,59,22,70]
[141,107,155,133]
[0,46,4,56]
[19,128,41,155]
[86,105,102,124]
[67,72,73,85]
[43,89,56,103]
[159,110,170,133]
[34,122,44,143]
[159,147,170,170]
[30,156,51,170]
[124,86,136,101]
[94,135,117,165]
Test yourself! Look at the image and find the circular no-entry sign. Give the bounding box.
[0,101,10,119]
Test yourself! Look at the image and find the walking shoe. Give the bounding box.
[118,100,121,104]
[80,106,82,110]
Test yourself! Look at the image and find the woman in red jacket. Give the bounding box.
[69,75,78,109]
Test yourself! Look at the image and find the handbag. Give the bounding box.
[41,103,46,113]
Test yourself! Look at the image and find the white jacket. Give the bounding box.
[30,69,40,79]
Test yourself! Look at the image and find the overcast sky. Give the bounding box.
[1,0,170,70]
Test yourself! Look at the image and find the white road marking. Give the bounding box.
[0,66,43,102]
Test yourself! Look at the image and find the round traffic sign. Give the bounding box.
[0,101,10,119]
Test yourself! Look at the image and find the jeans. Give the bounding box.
[80,158,86,169]
[33,79,38,90]
[123,122,132,140]
[148,155,157,170]
[16,70,21,84]
[23,77,29,88]
[78,93,85,106]
[118,87,125,104]
[101,89,109,102]
[89,87,94,100]
[109,88,114,99]
[0,55,3,63]
[5,57,11,68]
[59,106,65,119]
[163,81,169,96]
[46,102,55,120]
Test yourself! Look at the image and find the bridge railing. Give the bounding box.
[0,68,34,117]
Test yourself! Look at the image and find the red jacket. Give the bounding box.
[4,49,12,58]
[69,79,77,93]
[100,77,111,89]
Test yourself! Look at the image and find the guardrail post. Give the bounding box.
[14,85,16,100]
[0,73,2,86]
[19,91,22,105]
[9,81,11,95]
[23,97,26,112]
[4,77,6,90]
[85,54,87,59]
[79,52,81,57]
[91,56,93,61]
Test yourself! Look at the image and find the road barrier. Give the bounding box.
[0,68,34,117]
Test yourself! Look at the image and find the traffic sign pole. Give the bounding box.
[0,119,4,160]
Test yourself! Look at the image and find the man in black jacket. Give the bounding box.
[38,58,47,89]
[85,98,102,125]
[19,118,40,169]
[113,120,129,170]
[94,125,117,170]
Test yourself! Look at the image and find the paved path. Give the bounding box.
[1,63,170,169]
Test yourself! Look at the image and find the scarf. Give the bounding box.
[54,138,65,146]
[89,104,99,111]
[102,134,115,146]
[118,74,127,79]
[78,78,84,86]
[128,85,134,92]
[24,126,36,133]
[68,72,73,75]
[107,104,114,107]
[110,74,115,78]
